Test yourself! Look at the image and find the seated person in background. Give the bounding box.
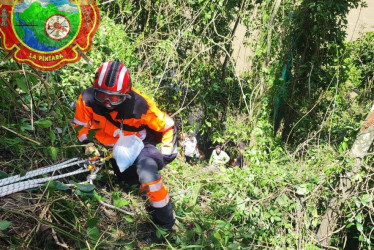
[209,145,230,166]
[234,142,246,168]
[183,133,197,164]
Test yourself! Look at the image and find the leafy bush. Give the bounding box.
[0,0,373,249]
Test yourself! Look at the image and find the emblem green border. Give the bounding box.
[10,0,82,54]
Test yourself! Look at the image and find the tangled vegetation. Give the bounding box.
[0,0,373,249]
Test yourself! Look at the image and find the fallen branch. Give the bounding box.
[0,125,41,145]
[98,200,135,216]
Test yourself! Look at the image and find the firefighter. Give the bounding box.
[73,59,177,243]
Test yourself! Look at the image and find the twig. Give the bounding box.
[210,40,251,116]
[29,69,78,148]
[0,70,40,77]
[61,144,87,149]
[171,90,200,118]
[99,200,135,216]
[0,76,27,108]
[349,5,363,42]
[0,125,41,145]
[153,0,211,96]
[266,0,282,62]
[21,64,35,130]
[219,1,246,82]
[98,0,117,5]
[285,93,325,144]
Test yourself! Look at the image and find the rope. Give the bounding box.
[0,153,138,219]
[0,167,89,197]
[0,151,113,197]
[0,158,85,187]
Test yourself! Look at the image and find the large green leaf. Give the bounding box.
[87,217,100,243]
[87,217,99,228]
[14,77,28,93]
[0,220,12,230]
[113,196,130,208]
[0,171,9,179]
[87,226,100,243]
[48,146,59,161]
[35,119,53,128]
[87,129,101,141]
[77,184,95,192]
[112,191,130,208]
[49,129,56,143]
[295,184,310,196]
[54,181,70,191]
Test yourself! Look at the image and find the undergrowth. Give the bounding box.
[1,1,373,249]
[0,142,371,249]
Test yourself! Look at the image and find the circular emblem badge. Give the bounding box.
[45,14,71,41]
[0,0,100,71]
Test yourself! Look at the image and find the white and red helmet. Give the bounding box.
[93,59,132,94]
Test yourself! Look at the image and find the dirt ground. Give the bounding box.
[232,2,374,74]
[346,0,374,41]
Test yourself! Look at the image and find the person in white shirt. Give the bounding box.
[183,133,197,164]
[209,145,230,166]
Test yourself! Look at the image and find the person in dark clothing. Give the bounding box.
[73,59,177,242]
[234,142,246,168]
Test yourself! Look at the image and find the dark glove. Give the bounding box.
[163,153,177,165]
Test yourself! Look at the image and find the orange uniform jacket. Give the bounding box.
[73,87,177,156]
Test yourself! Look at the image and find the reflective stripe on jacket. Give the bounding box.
[73,87,177,155]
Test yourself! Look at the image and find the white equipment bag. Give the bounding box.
[112,130,144,172]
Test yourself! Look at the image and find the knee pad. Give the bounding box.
[137,158,160,184]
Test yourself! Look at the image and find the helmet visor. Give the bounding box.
[94,89,126,106]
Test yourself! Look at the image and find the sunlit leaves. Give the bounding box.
[86,217,100,243]
[48,146,59,160]
[34,119,53,128]
[112,191,130,208]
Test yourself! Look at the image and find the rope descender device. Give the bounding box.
[85,150,113,184]
[86,149,113,172]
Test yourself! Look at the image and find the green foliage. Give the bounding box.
[101,0,250,146]
[86,217,101,244]
[0,0,373,249]
[34,119,53,128]
[164,145,351,248]
[112,191,130,208]
[271,0,365,142]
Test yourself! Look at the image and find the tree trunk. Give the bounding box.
[316,104,374,247]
